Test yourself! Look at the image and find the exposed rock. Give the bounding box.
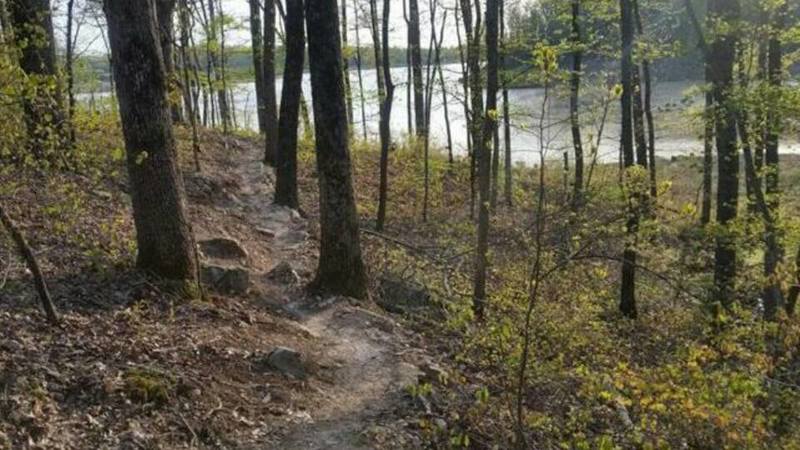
[268,262,300,285]
[201,264,250,295]
[198,237,249,262]
[418,362,448,384]
[256,227,276,238]
[259,347,307,380]
[377,276,432,314]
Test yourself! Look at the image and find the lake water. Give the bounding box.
[227,64,713,165]
[84,64,798,164]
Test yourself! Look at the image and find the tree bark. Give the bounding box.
[305,0,368,300]
[633,0,656,197]
[352,0,367,140]
[474,0,496,320]
[178,0,201,171]
[156,0,182,124]
[263,0,279,165]
[709,0,740,308]
[104,0,198,283]
[763,5,785,318]
[249,0,266,133]
[341,0,353,126]
[274,0,304,209]
[408,0,425,138]
[374,0,395,232]
[569,0,583,208]
[619,0,637,319]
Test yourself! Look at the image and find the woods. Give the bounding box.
[2,0,800,448]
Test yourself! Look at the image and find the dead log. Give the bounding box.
[0,203,59,325]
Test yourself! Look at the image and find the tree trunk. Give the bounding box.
[401,0,411,136]
[104,0,198,283]
[408,0,425,138]
[352,0,367,140]
[274,0,304,209]
[374,0,395,232]
[709,0,740,308]
[249,0,266,133]
[763,6,784,318]
[474,0,495,320]
[455,1,474,215]
[65,0,77,146]
[619,0,637,319]
[9,0,64,160]
[569,0,583,208]
[263,0,279,165]
[305,0,368,300]
[156,0,181,124]
[204,0,229,130]
[341,0,353,126]
[178,0,201,171]
[633,0,656,197]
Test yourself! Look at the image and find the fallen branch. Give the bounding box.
[0,202,59,325]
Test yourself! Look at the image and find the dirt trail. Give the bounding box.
[214,140,422,449]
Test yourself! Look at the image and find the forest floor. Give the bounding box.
[0,129,437,449]
[5,122,800,449]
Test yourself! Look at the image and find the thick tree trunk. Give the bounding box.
[619,0,637,319]
[474,0,496,320]
[9,0,64,160]
[305,0,368,300]
[709,0,740,308]
[408,0,425,138]
[263,0,279,165]
[104,0,198,283]
[274,0,304,209]
[249,0,266,133]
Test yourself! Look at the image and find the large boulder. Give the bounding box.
[267,261,301,285]
[254,347,307,380]
[198,238,249,262]
[201,264,250,295]
[377,276,432,314]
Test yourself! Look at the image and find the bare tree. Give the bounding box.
[104,0,198,284]
[263,0,279,164]
[474,0,496,320]
[305,0,368,299]
[619,0,638,319]
[709,0,740,307]
[249,0,266,132]
[275,0,305,209]
[373,0,395,232]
